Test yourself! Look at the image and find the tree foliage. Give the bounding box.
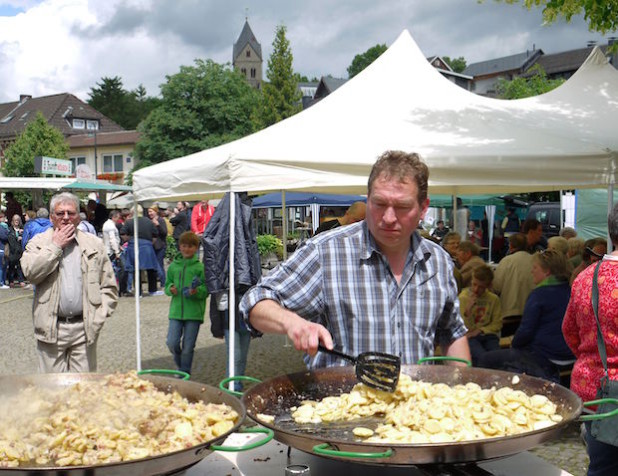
[134,59,259,165]
[2,112,69,177]
[443,56,468,73]
[255,24,302,129]
[496,64,564,98]
[347,44,388,78]
[88,76,160,130]
[493,0,618,34]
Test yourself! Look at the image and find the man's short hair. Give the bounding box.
[442,231,461,247]
[547,236,568,255]
[567,237,585,257]
[472,265,493,285]
[508,233,527,252]
[368,150,429,203]
[521,218,541,234]
[50,192,79,214]
[109,210,121,220]
[36,207,49,218]
[559,227,577,239]
[458,240,480,256]
[179,231,200,247]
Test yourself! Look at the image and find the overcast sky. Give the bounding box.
[0,0,613,103]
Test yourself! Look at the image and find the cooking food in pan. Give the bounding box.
[288,373,562,443]
[0,372,238,468]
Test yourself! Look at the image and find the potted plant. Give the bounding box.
[256,234,283,268]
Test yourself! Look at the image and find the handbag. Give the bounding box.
[589,260,618,445]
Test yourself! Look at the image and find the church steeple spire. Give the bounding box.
[233,17,262,89]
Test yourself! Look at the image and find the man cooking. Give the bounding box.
[240,150,470,368]
[21,192,118,372]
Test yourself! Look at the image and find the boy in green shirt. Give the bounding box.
[458,265,502,366]
[164,231,208,376]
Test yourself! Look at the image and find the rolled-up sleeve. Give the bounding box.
[240,242,324,335]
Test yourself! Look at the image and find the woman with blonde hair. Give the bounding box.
[478,250,573,382]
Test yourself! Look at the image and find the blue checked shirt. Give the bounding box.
[240,221,467,368]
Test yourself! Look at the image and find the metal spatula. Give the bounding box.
[317,344,401,392]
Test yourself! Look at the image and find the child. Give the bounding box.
[458,265,502,365]
[164,231,208,376]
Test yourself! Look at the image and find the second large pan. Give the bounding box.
[243,364,583,466]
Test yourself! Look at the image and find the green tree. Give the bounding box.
[443,56,467,73]
[256,24,302,129]
[134,59,259,165]
[347,44,388,78]
[492,0,618,34]
[496,64,564,98]
[2,112,69,177]
[88,77,160,130]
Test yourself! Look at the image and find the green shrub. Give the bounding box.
[165,235,180,261]
[257,234,283,256]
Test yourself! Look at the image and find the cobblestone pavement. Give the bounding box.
[0,287,589,475]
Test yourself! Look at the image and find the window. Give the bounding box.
[72,118,85,129]
[86,120,99,130]
[241,68,247,76]
[246,50,250,57]
[1,114,14,124]
[103,154,123,172]
[250,68,256,78]
[69,156,86,174]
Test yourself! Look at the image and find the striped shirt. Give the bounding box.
[240,221,467,368]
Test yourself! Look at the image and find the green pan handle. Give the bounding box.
[211,427,274,452]
[580,398,618,421]
[313,443,393,459]
[219,376,262,397]
[417,356,472,367]
[138,369,190,380]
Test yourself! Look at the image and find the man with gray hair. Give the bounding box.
[21,192,118,372]
[21,207,52,250]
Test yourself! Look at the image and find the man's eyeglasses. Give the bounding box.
[54,211,78,218]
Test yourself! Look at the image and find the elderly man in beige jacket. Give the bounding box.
[21,192,118,373]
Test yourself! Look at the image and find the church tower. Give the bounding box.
[233,19,263,89]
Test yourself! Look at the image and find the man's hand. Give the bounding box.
[170,284,178,295]
[287,318,333,356]
[52,224,76,249]
[249,300,334,356]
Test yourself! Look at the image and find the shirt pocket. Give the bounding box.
[35,280,53,304]
[86,258,102,306]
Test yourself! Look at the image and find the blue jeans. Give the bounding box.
[166,319,201,375]
[224,327,251,390]
[585,421,618,476]
[155,246,166,285]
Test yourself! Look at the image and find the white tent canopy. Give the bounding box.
[133,30,617,202]
[132,29,618,378]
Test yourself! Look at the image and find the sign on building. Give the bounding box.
[34,156,73,176]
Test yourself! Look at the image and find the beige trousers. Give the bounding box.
[36,320,97,372]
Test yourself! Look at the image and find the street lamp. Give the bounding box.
[88,123,98,180]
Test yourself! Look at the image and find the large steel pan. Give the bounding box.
[243,364,583,466]
[0,372,249,475]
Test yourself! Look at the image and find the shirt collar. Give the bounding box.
[361,222,430,265]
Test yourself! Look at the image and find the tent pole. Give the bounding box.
[282,191,288,261]
[228,192,236,387]
[609,155,616,251]
[452,195,458,233]
[133,199,141,371]
[281,190,291,347]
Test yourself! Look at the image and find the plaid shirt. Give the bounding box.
[240,222,467,368]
